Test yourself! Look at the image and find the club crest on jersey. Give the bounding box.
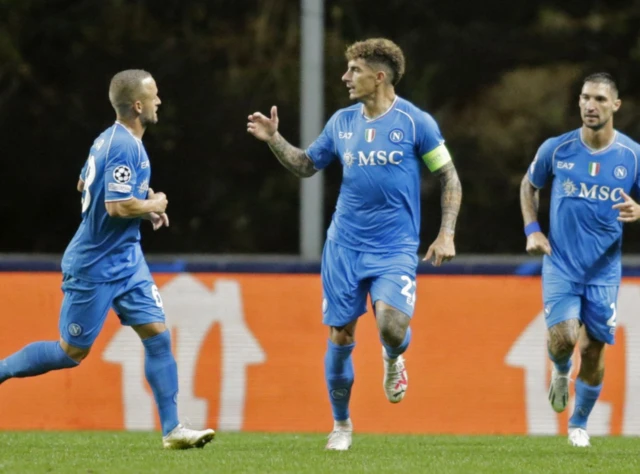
[389,129,404,143]
[588,162,600,177]
[614,165,627,180]
[364,128,376,142]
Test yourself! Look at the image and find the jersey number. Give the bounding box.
[151,285,164,308]
[81,155,97,213]
[400,276,416,307]
[607,302,617,328]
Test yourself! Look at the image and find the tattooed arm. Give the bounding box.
[424,162,462,266]
[520,174,540,226]
[266,133,317,178]
[520,174,551,255]
[434,162,462,236]
[247,105,317,178]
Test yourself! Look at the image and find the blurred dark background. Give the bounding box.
[2,0,640,255]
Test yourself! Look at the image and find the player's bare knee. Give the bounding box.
[329,323,356,346]
[60,339,90,363]
[377,313,408,348]
[133,322,167,340]
[548,320,579,358]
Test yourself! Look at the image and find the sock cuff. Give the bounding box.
[575,378,603,396]
[142,330,172,355]
[327,339,355,353]
[54,342,80,367]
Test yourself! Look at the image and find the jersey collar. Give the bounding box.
[361,96,398,122]
[579,129,617,155]
[115,121,143,143]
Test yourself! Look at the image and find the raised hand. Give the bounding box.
[247,106,279,142]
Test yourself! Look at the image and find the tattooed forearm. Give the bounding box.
[267,133,317,178]
[520,174,539,225]
[434,162,462,235]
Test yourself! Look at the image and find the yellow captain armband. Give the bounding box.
[422,144,452,172]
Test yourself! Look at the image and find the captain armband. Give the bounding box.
[422,144,452,172]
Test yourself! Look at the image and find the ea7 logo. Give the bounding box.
[557,161,574,170]
[339,131,353,139]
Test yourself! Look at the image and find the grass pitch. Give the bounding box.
[0,431,638,473]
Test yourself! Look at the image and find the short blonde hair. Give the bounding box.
[108,69,152,113]
[345,38,405,86]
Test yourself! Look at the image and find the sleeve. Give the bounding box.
[415,112,450,172]
[79,160,88,181]
[305,112,339,170]
[527,138,555,189]
[104,140,139,202]
[633,158,640,199]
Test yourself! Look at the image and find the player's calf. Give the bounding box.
[0,341,79,384]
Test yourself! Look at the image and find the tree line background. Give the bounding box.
[2,0,640,255]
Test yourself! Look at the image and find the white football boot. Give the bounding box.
[568,427,591,447]
[325,428,352,451]
[548,367,571,413]
[162,424,215,449]
[382,347,408,403]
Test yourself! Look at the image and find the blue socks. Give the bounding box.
[0,341,79,383]
[382,327,412,360]
[548,349,572,374]
[142,330,180,436]
[325,340,355,422]
[569,378,602,430]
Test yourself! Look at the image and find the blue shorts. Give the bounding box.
[59,263,165,348]
[542,273,618,345]
[321,239,418,327]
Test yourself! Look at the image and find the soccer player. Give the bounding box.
[0,70,215,450]
[247,38,462,450]
[520,72,640,447]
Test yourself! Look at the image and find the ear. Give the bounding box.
[613,98,622,113]
[133,100,143,114]
[375,70,387,85]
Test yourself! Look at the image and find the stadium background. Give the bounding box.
[2,0,640,437]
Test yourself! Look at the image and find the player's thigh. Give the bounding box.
[59,274,116,349]
[581,284,619,345]
[321,240,369,327]
[367,252,418,319]
[542,273,582,330]
[112,264,165,327]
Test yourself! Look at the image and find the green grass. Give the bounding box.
[0,432,638,473]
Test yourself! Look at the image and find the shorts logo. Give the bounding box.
[113,165,132,183]
[614,165,627,180]
[68,323,83,337]
[322,298,328,314]
[389,129,404,143]
[330,388,348,399]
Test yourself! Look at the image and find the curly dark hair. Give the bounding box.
[345,38,405,86]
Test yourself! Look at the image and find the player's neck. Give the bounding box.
[581,125,615,151]
[362,88,396,120]
[116,117,146,140]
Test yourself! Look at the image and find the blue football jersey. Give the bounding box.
[62,122,152,282]
[528,129,640,285]
[305,96,447,254]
